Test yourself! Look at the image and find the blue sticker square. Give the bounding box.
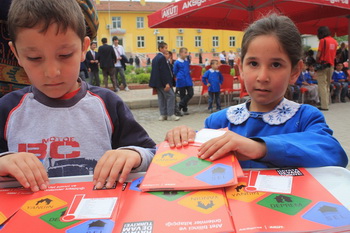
[129,177,144,192]
[195,163,233,185]
[302,202,350,227]
[66,219,114,233]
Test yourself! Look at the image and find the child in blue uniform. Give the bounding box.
[166,14,348,168]
[296,62,319,104]
[331,62,348,103]
[202,60,224,112]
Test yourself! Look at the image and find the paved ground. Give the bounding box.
[117,88,350,169]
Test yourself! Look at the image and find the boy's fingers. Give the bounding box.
[166,130,176,147]
[118,159,134,184]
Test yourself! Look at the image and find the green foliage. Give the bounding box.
[145,66,152,73]
[125,65,134,75]
[135,73,150,84]
[334,35,348,44]
[126,73,137,84]
[135,67,145,74]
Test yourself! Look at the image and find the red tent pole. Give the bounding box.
[348,16,350,63]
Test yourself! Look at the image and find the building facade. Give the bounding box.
[95,1,244,63]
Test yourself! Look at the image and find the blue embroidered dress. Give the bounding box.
[204,98,348,168]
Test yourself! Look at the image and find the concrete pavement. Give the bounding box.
[116,88,350,169]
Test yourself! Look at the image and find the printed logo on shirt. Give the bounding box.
[18,136,80,160]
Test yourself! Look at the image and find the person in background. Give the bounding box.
[86,41,100,86]
[202,60,224,113]
[135,56,141,68]
[173,47,193,115]
[337,42,348,64]
[228,50,236,68]
[316,26,337,111]
[129,55,134,66]
[331,62,348,103]
[219,51,226,64]
[187,52,192,64]
[146,55,151,67]
[149,42,179,121]
[165,14,348,169]
[296,62,319,105]
[98,37,117,92]
[112,36,129,91]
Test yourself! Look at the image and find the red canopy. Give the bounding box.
[148,0,350,36]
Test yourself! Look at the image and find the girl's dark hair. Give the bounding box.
[8,0,86,43]
[317,26,331,40]
[241,14,302,68]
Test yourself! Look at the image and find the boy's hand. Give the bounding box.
[93,149,141,189]
[197,131,267,161]
[165,125,196,148]
[0,153,49,192]
[207,83,211,87]
[164,84,171,92]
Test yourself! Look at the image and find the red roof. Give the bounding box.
[95,1,170,12]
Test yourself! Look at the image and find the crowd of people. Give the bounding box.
[288,28,349,110]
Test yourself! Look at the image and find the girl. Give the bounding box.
[166,14,348,168]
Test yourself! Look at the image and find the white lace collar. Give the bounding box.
[177,58,187,62]
[226,98,301,125]
[209,69,219,73]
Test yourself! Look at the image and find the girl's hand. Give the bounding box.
[197,131,267,161]
[165,125,196,148]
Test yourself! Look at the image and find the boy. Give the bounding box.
[331,62,348,103]
[0,0,155,192]
[173,48,193,115]
[149,42,179,121]
[202,60,224,112]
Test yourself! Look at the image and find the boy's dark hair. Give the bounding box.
[241,14,302,68]
[8,0,86,43]
[210,59,219,66]
[112,36,119,42]
[90,41,97,46]
[101,38,107,44]
[158,41,167,51]
[317,26,331,40]
[179,47,188,54]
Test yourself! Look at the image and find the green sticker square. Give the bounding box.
[150,191,190,201]
[40,207,80,229]
[257,194,312,215]
[170,157,212,176]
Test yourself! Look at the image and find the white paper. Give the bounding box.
[74,197,117,219]
[255,175,293,194]
[195,129,226,144]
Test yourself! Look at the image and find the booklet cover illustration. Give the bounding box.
[140,140,242,192]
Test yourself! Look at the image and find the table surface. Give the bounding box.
[1,166,349,209]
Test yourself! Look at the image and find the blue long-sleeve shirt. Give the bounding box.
[332,71,347,82]
[173,58,193,88]
[202,69,224,92]
[204,98,348,168]
[296,71,313,86]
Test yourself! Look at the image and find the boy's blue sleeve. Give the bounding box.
[202,70,208,85]
[219,72,224,85]
[332,72,336,81]
[257,107,348,168]
[173,61,179,76]
[296,74,303,85]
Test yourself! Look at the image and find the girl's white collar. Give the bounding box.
[226,98,301,125]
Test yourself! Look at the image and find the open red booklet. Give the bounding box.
[139,140,243,192]
[0,181,124,233]
[226,168,350,232]
[114,176,235,233]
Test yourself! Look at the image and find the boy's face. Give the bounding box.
[180,50,188,59]
[90,43,97,50]
[10,24,90,99]
[159,45,168,54]
[336,64,343,71]
[211,61,219,70]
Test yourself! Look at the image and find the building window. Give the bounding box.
[136,17,144,29]
[137,36,145,48]
[176,36,183,47]
[112,16,121,28]
[157,36,164,45]
[212,36,219,47]
[229,36,236,47]
[195,36,201,47]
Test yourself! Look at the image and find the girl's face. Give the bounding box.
[238,35,302,112]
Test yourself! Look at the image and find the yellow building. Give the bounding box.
[95,1,244,63]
